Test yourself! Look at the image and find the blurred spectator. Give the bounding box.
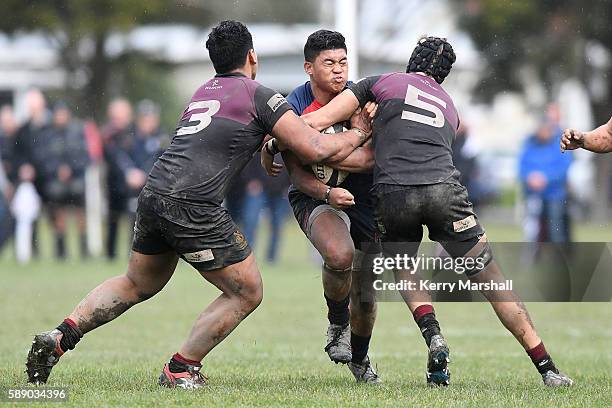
[102,99,166,258]
[0,105,19,183]
[11,164,41,263]
[519,105,573,242]
[242,152,290,263]
[0,105,18,252]
[125,100,167,221]
[452,121,482,207]
[102,98,135,259]
[0,148,13,252]
[38,102,90,259]
[15,89,51,182]
[14,89,51,257]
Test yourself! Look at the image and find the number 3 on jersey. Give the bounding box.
[177,100,221,135]
[401,85,446,128]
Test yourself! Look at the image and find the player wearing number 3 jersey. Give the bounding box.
[304,36,573,387]
[26,20,372,389]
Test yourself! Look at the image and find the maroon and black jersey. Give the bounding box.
[349,72,460,187]
[147,73,292,205]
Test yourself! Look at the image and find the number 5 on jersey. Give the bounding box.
[401,85,446,128]
[177,100,221,135]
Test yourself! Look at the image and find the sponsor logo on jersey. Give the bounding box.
[453,215,476,232]
[205,79,222,90]
[267,93,287,112]
[183,249,215,262]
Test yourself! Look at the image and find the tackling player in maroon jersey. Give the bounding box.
[303,36,574,387]
[25,20,373,389]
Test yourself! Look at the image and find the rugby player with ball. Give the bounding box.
[262,30,453,386]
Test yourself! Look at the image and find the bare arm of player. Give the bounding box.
[321,102,376,172]
[282,150,355,209]
[270,109,369,165]
[301,89,361,131]
[325,144,374,173]
[561,117,612,153]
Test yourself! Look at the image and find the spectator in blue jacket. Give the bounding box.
[519,107,573,242]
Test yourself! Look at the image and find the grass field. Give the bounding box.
[0,220,610,407]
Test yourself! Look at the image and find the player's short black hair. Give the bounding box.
[304,30,347,62]
[407,36,456,84]
[206,20,254,74]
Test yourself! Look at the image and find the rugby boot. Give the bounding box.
[426,334,450,386]
[348,355,381,384]
[542,370,574,387]
[324,323,352,364]
[159,363,207,389]
[26,329,64,384]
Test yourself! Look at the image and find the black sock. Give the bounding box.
[413,305,441,347]
[56,319,83,353]
[168,357,188,373]
[418,314,441,347]
[168,353,201,373]
[350,332,371,363]
[324,294,350,326]
[527,342,558,375]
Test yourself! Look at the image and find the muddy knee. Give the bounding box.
[322,244,354,272]
[229,270,263,312]
[123,275,159,302]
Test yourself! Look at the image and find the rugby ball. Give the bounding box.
[311,123,350,187]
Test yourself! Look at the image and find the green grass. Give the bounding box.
[0,222,610,407]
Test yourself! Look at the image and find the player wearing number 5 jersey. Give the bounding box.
[26,20,372,389]
[304,36,573,387]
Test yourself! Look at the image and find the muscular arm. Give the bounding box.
[325,144,374,173]
[302,89,360,131]
[271,110,366,164]
[282,150,356,209]
[282,150,328,201]
[561,117,612,153]
[583,118,612,153]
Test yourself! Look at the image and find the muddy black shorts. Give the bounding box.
[373,182,485,255]
[288,188,379,252]
[132,188,251,271]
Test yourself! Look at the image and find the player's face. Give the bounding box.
[306,48,348,94]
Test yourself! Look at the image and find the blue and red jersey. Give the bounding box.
[285,81,374,204]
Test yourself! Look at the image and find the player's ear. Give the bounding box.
[248,49,257,66]
[304,61,313,76]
